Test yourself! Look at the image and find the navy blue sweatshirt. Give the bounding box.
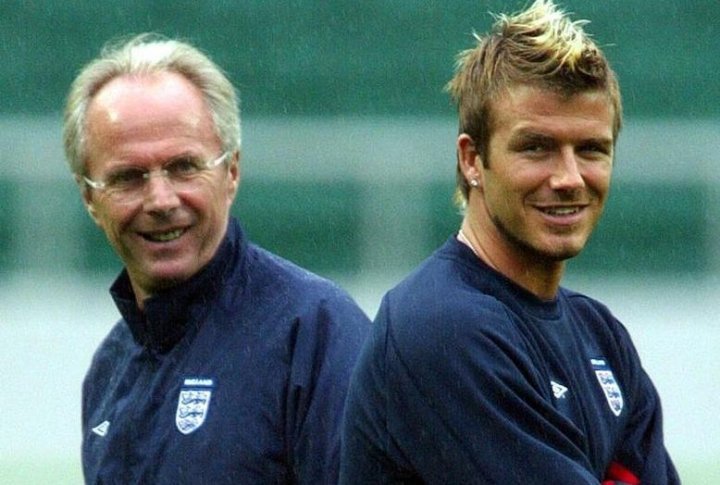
[340,236,678,484]
[81,218,371,484]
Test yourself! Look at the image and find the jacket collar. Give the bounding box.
[110,218,244,353]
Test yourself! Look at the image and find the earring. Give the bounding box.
[469,179,479,188]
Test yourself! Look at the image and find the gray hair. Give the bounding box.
[63,33,241,175]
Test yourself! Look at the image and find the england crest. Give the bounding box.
[591,358,623,417]
[176,378,215,435]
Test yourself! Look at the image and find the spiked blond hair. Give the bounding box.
[446,0,622,207]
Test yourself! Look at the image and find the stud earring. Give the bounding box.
[469,179,479,188]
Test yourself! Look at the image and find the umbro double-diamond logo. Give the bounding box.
[91,420,110,437]
[551,380,569,399]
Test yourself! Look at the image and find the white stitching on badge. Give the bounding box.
[176,378,215,435]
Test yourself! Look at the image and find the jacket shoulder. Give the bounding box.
[245,244,363,308]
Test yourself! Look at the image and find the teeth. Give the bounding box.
[543,207,580,216]
[146,229,184,242]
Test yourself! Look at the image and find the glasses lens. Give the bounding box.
[105,168,147,192]
[97,154,225,201]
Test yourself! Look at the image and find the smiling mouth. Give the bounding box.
[540,206,583,216]
[142,228,185,243]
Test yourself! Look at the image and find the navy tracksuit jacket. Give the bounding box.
[81,218,371,484]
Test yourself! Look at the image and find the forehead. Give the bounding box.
[489,85,615,142]
[85,71,219,163]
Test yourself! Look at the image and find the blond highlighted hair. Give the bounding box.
[447,0,622,207]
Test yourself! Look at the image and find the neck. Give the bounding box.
[458,217,564,301]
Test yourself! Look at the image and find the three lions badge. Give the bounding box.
[176,378,214,434]
[591,358,624,417]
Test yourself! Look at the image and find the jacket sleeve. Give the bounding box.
[605,323,680,484]
[341,296,603,484]
[287,291,371,485]
[340,299,407,484]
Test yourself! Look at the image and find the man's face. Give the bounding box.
[475,84,614,263]
[83,71,239,302]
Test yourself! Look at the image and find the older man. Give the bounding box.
[64,34,370,484]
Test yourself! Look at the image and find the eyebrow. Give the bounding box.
[510,130,613,147]
[165,152,202,162]
[107,152,201,168]
[507,131,554,148]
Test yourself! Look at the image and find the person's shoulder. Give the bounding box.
[244,242,370,324]
[561,287,618,325]
[241,245,371,373]
[378,258,517,353]
[369,266,528,389]
[387,243,508,317]
[248,243,348,295]
[94,319,134,358]
[560,286,635,344]
[84,319,134,384]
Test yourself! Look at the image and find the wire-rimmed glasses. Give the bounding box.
[82,151,230,202]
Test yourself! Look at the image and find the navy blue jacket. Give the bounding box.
[82,218,371,484]
[340,236,679,484]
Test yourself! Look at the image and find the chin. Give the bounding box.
[136,264,196,291]
[552,250,582,262]
[544,243,586,262]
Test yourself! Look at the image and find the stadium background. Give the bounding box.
[1,1,718,482]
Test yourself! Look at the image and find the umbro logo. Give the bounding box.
[91,420,110,437]
[551,381,568,399]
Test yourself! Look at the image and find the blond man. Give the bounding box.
[340,2,678,483]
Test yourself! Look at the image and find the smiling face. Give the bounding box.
[462,84,614,272]
[83,71,239,304]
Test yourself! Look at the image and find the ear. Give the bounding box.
[226,150,241,205]
[457,134,483,189]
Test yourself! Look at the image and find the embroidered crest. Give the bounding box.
[176,378,215,434]
[591,358,623,417]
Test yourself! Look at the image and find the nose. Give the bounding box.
[142,171,180,212]
[549,148,584,190]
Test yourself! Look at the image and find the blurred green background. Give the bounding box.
[1,1,718,483]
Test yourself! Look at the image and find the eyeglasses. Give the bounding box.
[82,152,230,200]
